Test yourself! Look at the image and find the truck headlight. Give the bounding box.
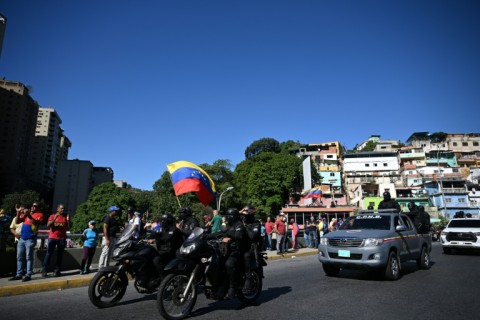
[441,231,448,236]
[320,238,328,245]
[363,238,384,247]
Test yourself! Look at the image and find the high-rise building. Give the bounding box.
[27,107,70,196]
[52,160,114,216]
[0,80,39,200]
[0,14,6,59]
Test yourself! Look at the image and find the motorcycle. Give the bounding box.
[88,224,165,308]
[156,227,267,320]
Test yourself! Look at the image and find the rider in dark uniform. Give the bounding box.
[406,201,419,223]
[240,205,261,293]
[206,208,249,299]
[378,191,401,211]
[177,207,199,238]
[149,213,184,275]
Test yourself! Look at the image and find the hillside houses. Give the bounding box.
[286,133,480,220]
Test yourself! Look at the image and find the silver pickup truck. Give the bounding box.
[318,210,432,280]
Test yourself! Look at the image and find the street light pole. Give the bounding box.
[217,186,234,212]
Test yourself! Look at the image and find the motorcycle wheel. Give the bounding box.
[88,271,128,308]
[237,270,262,305]
[157,273,197,320]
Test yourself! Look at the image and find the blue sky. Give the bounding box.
[1,1,479,191]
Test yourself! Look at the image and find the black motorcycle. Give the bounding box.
[156,227,267,320]
[88,224,164,308]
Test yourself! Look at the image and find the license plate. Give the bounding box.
[338,250,351,258]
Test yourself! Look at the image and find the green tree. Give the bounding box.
[1,190,47,216]
[70,182,135,233]
[233,151,302,217]
[244,138,280,159]
[362,140,377,152]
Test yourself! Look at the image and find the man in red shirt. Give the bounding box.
[274,214,286,254]
[42,204,70,277]
[264,216,275,251]
[9,203,44,282]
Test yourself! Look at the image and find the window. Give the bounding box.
[453,142,457,146]
[445,198,451,203]
[462,142,468,147]
[474,142,479,147]
[459,198,465,203]
[326,155,333,159]
[374,163,378,167]
[330,173,335,177]
[383,163,388,167]
[365,164,370,167]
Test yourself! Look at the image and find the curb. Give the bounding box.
[266,249,317,261]
[0,275,94,297]
[0,249,318,297]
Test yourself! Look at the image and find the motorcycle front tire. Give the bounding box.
[88,270,128,308]
[237,269,262,305]
[157,273,197,320]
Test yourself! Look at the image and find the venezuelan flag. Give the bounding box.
[302,187,322,199]
[167,161,217,206]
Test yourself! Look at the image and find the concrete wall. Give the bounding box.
[0,247,101,276]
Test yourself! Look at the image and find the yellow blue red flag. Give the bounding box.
[167,161,217,206]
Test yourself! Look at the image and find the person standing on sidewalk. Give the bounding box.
[9,203,44,282]
[290,218,299,250]
[274,214,286,254]
[264,216,275,251]
[98,205,121,269]
[80,220,98,274]
[42,204,70,277]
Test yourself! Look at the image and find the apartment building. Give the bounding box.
[0,80,39,199]
[28,107,70,195]
[52,160,114,216]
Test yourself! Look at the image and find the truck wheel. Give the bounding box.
[384,251,401,281]
[322,264,340,277]
[416,246,430,269]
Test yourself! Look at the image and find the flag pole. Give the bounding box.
[167,165,182,208]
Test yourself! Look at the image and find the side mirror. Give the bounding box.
[396,225,407,232]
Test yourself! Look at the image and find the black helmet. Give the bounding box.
[241,205,256,215]
[383,191,391,200]
[408,201,416,210]
[225,208,240,225]
[160,213,175,228]
[179,207,193,220]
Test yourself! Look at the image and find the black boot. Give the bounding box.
[243,275,253,293]
[227,287,236,299]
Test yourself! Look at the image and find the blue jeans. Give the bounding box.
[266,233,272,250]
[43,238,66,272]
[304,232,310,248]
[16,238,36,276]
[308,230,317,248]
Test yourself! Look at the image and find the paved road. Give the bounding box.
[1,243,479,320]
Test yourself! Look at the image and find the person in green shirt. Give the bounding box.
[209,209,222,233]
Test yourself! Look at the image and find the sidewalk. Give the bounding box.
[0,247,318,297]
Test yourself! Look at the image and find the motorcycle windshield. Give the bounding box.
[187,227,204,240]
[116,224,136,246]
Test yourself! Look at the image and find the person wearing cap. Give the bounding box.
[42,203,70,277]
[80,220,98,274]
[98,205,121,268]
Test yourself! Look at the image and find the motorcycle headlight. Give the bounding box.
[113,247,123,257]
[363,238,384,247]
[180,243,196,255]
[320,238,328,245]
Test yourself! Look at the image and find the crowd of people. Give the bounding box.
[4,195,441,285]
